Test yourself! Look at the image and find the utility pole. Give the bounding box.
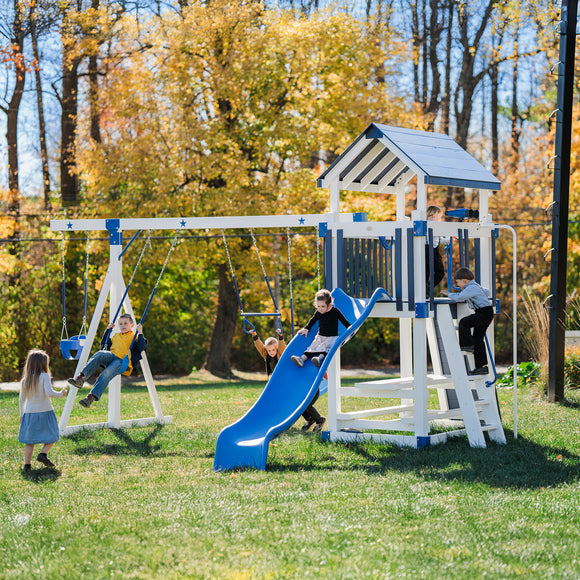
[548,0,578,402]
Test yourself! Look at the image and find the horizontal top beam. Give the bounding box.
[50,213,359,233]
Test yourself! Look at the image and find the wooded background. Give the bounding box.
[1,0,577,380]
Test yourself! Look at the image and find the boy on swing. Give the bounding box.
[67,313,147,408]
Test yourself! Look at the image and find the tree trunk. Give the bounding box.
[204,263,239,378]
[31,16,51,210]
[510,38,520,168]
[89,0,101,143]
[454,0,497,151]
[61,56,80,205]
[441,0,454,134]
[490,54,499,175]
[88,54,102,143]
[5,0,26,275]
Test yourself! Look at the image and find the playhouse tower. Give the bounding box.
[317,124,507,448]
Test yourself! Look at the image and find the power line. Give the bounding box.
[0,231,317,245]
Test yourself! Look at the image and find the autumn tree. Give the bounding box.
[74,0,413,376]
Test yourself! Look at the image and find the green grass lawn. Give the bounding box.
[1,373,579,579]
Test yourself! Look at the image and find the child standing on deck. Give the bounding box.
[19,350,67,471]
[426,205,446,295]
[291,289,351,432]
[67,313,147,408]
[442,267,494,376]
[249,329,286,377]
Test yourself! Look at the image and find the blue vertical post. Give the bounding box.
[324,229,332,290]
[407,228,415,311]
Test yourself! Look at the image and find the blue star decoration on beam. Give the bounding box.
[67,222,73,229]
[180,220,186,228]
[298,217,305,225]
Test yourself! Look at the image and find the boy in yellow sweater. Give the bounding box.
[67,313,147,408]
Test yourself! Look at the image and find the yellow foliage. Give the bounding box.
[75,0,416,225]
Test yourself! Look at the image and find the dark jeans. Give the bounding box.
[426,245,445,294]
[302,389,322,422]
[459,306,494,368]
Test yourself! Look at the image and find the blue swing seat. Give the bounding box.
[60,335,87,360]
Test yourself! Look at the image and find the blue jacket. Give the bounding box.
[100,328,148,368]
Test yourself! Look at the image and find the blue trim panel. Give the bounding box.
[414,220,427,236]
[424,176,501,191]
[106,219,122,246]
[417,436,431,448]
[415,303,429,318]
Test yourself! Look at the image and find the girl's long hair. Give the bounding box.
[21,350,50,399]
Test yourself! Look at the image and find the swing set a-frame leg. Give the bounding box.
[59,266,113,434]
[59,268,172,435]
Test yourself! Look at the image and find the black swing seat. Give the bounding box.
[60,335,87,360]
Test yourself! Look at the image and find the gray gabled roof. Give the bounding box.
[317,123,501,193]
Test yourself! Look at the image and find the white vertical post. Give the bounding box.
[479,188,490,222]
[107,221,123,429]
[328,208,341,433]
[479,191,495,375]
[412,180,428,438]
[395,185,406,220]
[329,181,340,215]
[327,350,340,432]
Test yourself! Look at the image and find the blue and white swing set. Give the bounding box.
[60,229,179,373]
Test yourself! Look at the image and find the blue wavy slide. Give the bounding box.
[213,287,391,471]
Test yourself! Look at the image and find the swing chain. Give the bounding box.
[127,230,152,289]
[61,316,68,341]
[286,227,293,307]
[250,229,268,280]
[61,233,69,340]
[222,230,237,289]
[79,233,91,337]
[153,229,179,291]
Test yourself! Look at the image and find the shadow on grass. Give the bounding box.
[21,467,62,483]
[71,424,180,458]
[268,430,580,489]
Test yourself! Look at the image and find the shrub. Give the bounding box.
[564,347,580,389]
[497,361,541,388]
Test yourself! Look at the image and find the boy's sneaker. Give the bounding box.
[79,393,97,408]
[291,355,304,368]
[36,453,55,468]
[67,375,85,389]
[469,366,489,376]
[313,417,326,432]
[301,419,316,431]
[461,345,475,354]
[22,464,32,473]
